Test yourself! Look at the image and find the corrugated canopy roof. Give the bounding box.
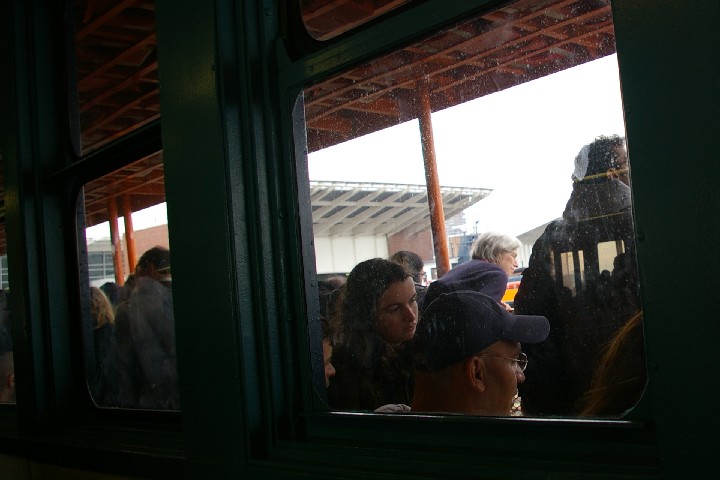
[309,181,491,236]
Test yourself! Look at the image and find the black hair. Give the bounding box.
[136,246,171,273]
[389,250,424,283]
[584,135,625,179]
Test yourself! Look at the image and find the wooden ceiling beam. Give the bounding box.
[433,22,613,96]
[76,0,142,42]
[305,112,354,133]
[78,32,156,89]
[80,62,157,113]
[305,0,588,108]
[308,3,608,104]
[82,89,159,137]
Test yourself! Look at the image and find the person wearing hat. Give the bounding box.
[412,291,550,415]
[410,291,549,416]
[420,232,520,314]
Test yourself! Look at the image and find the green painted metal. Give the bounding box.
[612,0,720,476]
[0,0,718,478]
[0,0,71,433]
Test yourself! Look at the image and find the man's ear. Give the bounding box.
[465,356,486,392]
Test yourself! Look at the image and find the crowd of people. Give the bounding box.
[89,245,179,410]
[4,135,643,417]
[320,232,549,416]
[1,246,179,409]
[318,135,645,417]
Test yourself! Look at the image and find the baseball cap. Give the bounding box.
[414,290,549,372]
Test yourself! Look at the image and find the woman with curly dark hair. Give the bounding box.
[327,258,418,410]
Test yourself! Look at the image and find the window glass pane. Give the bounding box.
[73,0,159,154]
[81,152,178,410]
[296,0,645,418]
[301,0,413,40]
[560,250,584,296]
[598,240,624,273]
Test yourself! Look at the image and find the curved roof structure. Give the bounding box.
[310,181,491,237]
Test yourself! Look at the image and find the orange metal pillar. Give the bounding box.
[122,194,137,272]
[418,78,451,278]
[107,197,124,285]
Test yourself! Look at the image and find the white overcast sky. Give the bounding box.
[308,54,626,237]
[87,54,625,242]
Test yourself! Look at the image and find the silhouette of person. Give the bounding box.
[108,246,179,410]
[514,135,641,416]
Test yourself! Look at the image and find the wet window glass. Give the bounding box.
[80,152,178,410]
[73,0,159,155]
[301,0,412,40]
[296,0,645,418]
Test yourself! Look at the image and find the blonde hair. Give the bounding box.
[90,286,115,329]
[581,311,646,416]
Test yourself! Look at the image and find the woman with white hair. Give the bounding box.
[471,232,520,277]
[421,232,520,312]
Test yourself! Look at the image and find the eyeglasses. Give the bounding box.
[478,352,528,372]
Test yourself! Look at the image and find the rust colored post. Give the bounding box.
[107,197,124,285]
[122,194,137,272]
[417,78,451,278]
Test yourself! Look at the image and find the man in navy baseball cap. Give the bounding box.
[411,291,549,416]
